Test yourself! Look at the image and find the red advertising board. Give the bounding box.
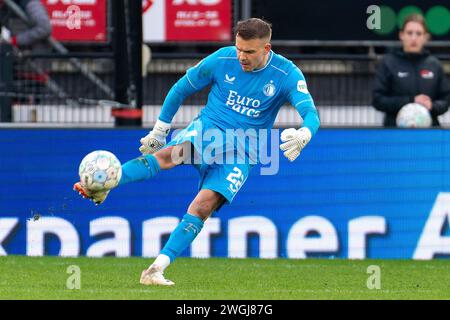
[165,0,231,41]
[42,0,107,42]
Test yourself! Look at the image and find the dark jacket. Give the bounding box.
[372,48,450,127]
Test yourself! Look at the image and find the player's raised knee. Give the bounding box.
[154,144,189,169]
[153,147,176,169]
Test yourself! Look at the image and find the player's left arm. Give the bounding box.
[280,67,320,162]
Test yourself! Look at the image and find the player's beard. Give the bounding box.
[239,60,252,71]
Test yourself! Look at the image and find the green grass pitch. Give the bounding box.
[0,256,449,300]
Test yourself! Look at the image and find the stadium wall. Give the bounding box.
[12,104,450,128]
[1,128,450,260]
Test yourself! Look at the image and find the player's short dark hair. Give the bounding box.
[234,18,272,40]
[401,14,429,33]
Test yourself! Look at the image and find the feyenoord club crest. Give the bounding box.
[263,81,276,97]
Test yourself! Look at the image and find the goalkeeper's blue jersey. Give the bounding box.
[173,46,319,135]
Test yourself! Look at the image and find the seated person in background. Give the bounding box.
[372,14,450,127]
[0,0,52,104]
[0,0,52,49]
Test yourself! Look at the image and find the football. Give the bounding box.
[78,150,122,192]
[396,103,432,128]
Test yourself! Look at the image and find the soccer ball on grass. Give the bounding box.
[78,150,122,191]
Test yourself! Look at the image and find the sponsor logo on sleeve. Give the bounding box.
[297,80,309,94]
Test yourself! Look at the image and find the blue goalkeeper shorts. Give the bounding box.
[165,117,254,204]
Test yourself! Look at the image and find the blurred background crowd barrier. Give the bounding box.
[4,51,450,127]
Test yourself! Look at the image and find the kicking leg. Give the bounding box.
[140,189,225,286]
[119,143,189,184]
[74,143,189,205]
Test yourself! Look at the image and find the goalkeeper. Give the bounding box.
[74,18,320,286]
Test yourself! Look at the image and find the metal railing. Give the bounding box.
[3,50,450,127]
[0,49,116,123]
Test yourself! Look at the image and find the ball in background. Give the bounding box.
[396,103,432,128]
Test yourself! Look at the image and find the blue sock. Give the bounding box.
[160,213,204,263]
[119,154,161,185]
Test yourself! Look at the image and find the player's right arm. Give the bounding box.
[139,51,219,154]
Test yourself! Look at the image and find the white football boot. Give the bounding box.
[73,182,110,205]
[140,265,175,286]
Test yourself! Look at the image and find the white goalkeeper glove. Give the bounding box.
[279,127,312,162]
[139,119,171,155]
